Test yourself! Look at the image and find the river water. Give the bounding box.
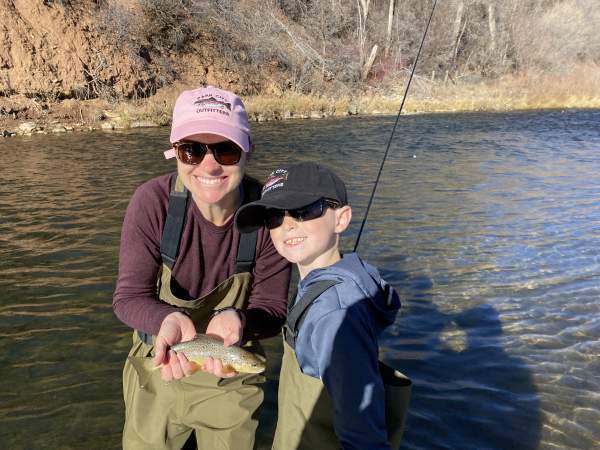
[1,110,599,450]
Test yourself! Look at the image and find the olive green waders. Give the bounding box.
[272,340,337,450]
[122,176,265,450]
[272,280,412,450]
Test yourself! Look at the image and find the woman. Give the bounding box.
[113,86,291,450]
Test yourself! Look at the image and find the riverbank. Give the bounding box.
[2,66,599,137]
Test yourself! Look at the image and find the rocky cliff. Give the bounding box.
[0,0,271,132]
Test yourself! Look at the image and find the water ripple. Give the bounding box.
[1,112,600,449]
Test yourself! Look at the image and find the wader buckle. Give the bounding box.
[137,330,153,346]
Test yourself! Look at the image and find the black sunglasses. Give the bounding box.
[173,140,243,166]
[264,198,342,230]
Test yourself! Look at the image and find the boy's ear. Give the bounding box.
[334,205,352,234]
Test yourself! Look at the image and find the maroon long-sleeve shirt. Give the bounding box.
[113,173,291,340]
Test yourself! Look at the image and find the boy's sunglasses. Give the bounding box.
[264,198,342,230]
[173,140,243,166]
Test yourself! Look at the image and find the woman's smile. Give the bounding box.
[193,175,228,186]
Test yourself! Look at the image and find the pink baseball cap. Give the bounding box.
[165,86,251,160]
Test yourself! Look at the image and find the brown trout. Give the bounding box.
[170,334,266,374]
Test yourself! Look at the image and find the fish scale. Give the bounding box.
[171,334,266,374]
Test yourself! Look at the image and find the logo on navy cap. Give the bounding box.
[262,169,288,196]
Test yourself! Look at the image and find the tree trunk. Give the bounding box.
[385,0,396,56]
[488,3,497,53]
[452,1,466,66]
[361,44,378,80]
[359,0,370,19]
[452,0,465,56]
[356,0,371,67]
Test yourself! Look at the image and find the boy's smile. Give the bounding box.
[269,206,351,279]
[283,236,306,246]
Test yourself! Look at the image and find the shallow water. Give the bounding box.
[1,109,599,449]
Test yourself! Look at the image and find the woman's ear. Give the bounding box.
[334,205,352,234]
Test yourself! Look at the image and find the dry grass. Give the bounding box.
[112,83,188,126]
[47,63,599,132]
[421,64,600,113]
[245,93,334,119]
[249,63,600,118]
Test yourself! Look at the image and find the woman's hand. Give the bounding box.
[202,309,244,378]
[153,311,197,382]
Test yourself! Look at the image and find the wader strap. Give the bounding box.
[234,177,262,274]
[160,174,188,270]
[235,230,257,274]
[137,176,263,345]
[284,280,340,348]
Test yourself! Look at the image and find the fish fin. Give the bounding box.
[187,357,206,368]
[185,359,234,374]
[221,365,237,374]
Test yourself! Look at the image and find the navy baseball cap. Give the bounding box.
[235,162,347,233]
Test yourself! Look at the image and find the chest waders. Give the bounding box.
[272,281,412,450]
[122,175,265,450]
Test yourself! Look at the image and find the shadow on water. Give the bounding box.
[384,270,542,450]
[292,268,542,450]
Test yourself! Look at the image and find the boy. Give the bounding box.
[235,162,401,450]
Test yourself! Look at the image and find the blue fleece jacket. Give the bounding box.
[293,252,401,450]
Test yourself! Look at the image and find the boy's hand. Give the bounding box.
[153,311,197,381]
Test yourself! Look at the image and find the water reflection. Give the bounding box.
[1,110,600,449]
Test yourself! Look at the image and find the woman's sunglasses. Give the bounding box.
[264,198,342,230]
[173,140,243,166]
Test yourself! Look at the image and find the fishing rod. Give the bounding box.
[353,0,437,252]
